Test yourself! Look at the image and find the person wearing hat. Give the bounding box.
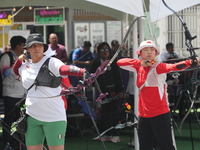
[117,40,200,150]
[13,33,86,150]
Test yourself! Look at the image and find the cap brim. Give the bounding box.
[136,45,160,55]
[24,41,48,52]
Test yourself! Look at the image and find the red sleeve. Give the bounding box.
[59,65,85,76]
[157,60,191,74]
[13,59,22,76]
[117,58,141,67]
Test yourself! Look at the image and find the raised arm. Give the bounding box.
[59,65,85,77]
[13,53,29,75]
[13,59,22,76]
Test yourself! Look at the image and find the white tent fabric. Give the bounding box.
[86,0,144,17]
[150,0,200,22]
[0,0,144,21]
[0,0,199,22]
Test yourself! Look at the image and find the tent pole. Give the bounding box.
[132,15,139,150]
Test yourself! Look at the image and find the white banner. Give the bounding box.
[74,23,90,47]
[8,30,30,43]
[106,21,122,46]
[90,23,105,50]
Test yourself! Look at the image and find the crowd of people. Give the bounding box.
[0,32,199,150]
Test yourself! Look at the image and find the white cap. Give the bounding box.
[136,40,160,55]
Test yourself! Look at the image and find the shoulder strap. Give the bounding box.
[27,58,50,91]
[40,57,50,69]
[7,51,14,66]
[0,51,14,67]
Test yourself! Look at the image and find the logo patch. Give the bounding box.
[59,134,62,139]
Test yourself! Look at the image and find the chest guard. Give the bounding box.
[140,62,167,100]
[34,58,62,88]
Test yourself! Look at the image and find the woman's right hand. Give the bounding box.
[18,53,29,62]
[141,60,152,67]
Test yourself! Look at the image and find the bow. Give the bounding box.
[61,60,109,96]
[162,0,200,131]
[62,16,145,101]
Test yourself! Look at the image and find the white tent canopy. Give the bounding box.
[0,0,144,21]
[86,0,144,18]
[0,0,199,22]
[150,0,200,22]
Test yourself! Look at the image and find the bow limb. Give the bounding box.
[162,0,199,131]
[179,84,199,131]
[93,126,115,140]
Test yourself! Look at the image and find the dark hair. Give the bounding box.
[83,41,92,47]
[10,36,26,49]
[97,42,111,54]
[111,40,119,47]
[166,42,174,49]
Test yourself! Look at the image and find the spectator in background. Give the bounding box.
[161,43,185,119]
[110,40,121,58]
[93,43,99,59]
[160,42,179,62]
[121,44,128,58]
[110,40,128,58]
[72,41,94,72]
[0,36,27,149]
[2,45,11,53]
[49,33,68,63]
[69,41,94,87]
[90,42,123,143]
[110,40,125,100]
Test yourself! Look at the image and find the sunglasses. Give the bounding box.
[100,49,109,52]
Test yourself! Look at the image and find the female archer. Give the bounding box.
[117,40,200,150]
[13,33,86,150]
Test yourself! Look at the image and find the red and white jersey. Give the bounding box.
[117,58,191,118]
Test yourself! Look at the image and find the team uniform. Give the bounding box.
[117,58,191,150]
[13,55,85,146]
